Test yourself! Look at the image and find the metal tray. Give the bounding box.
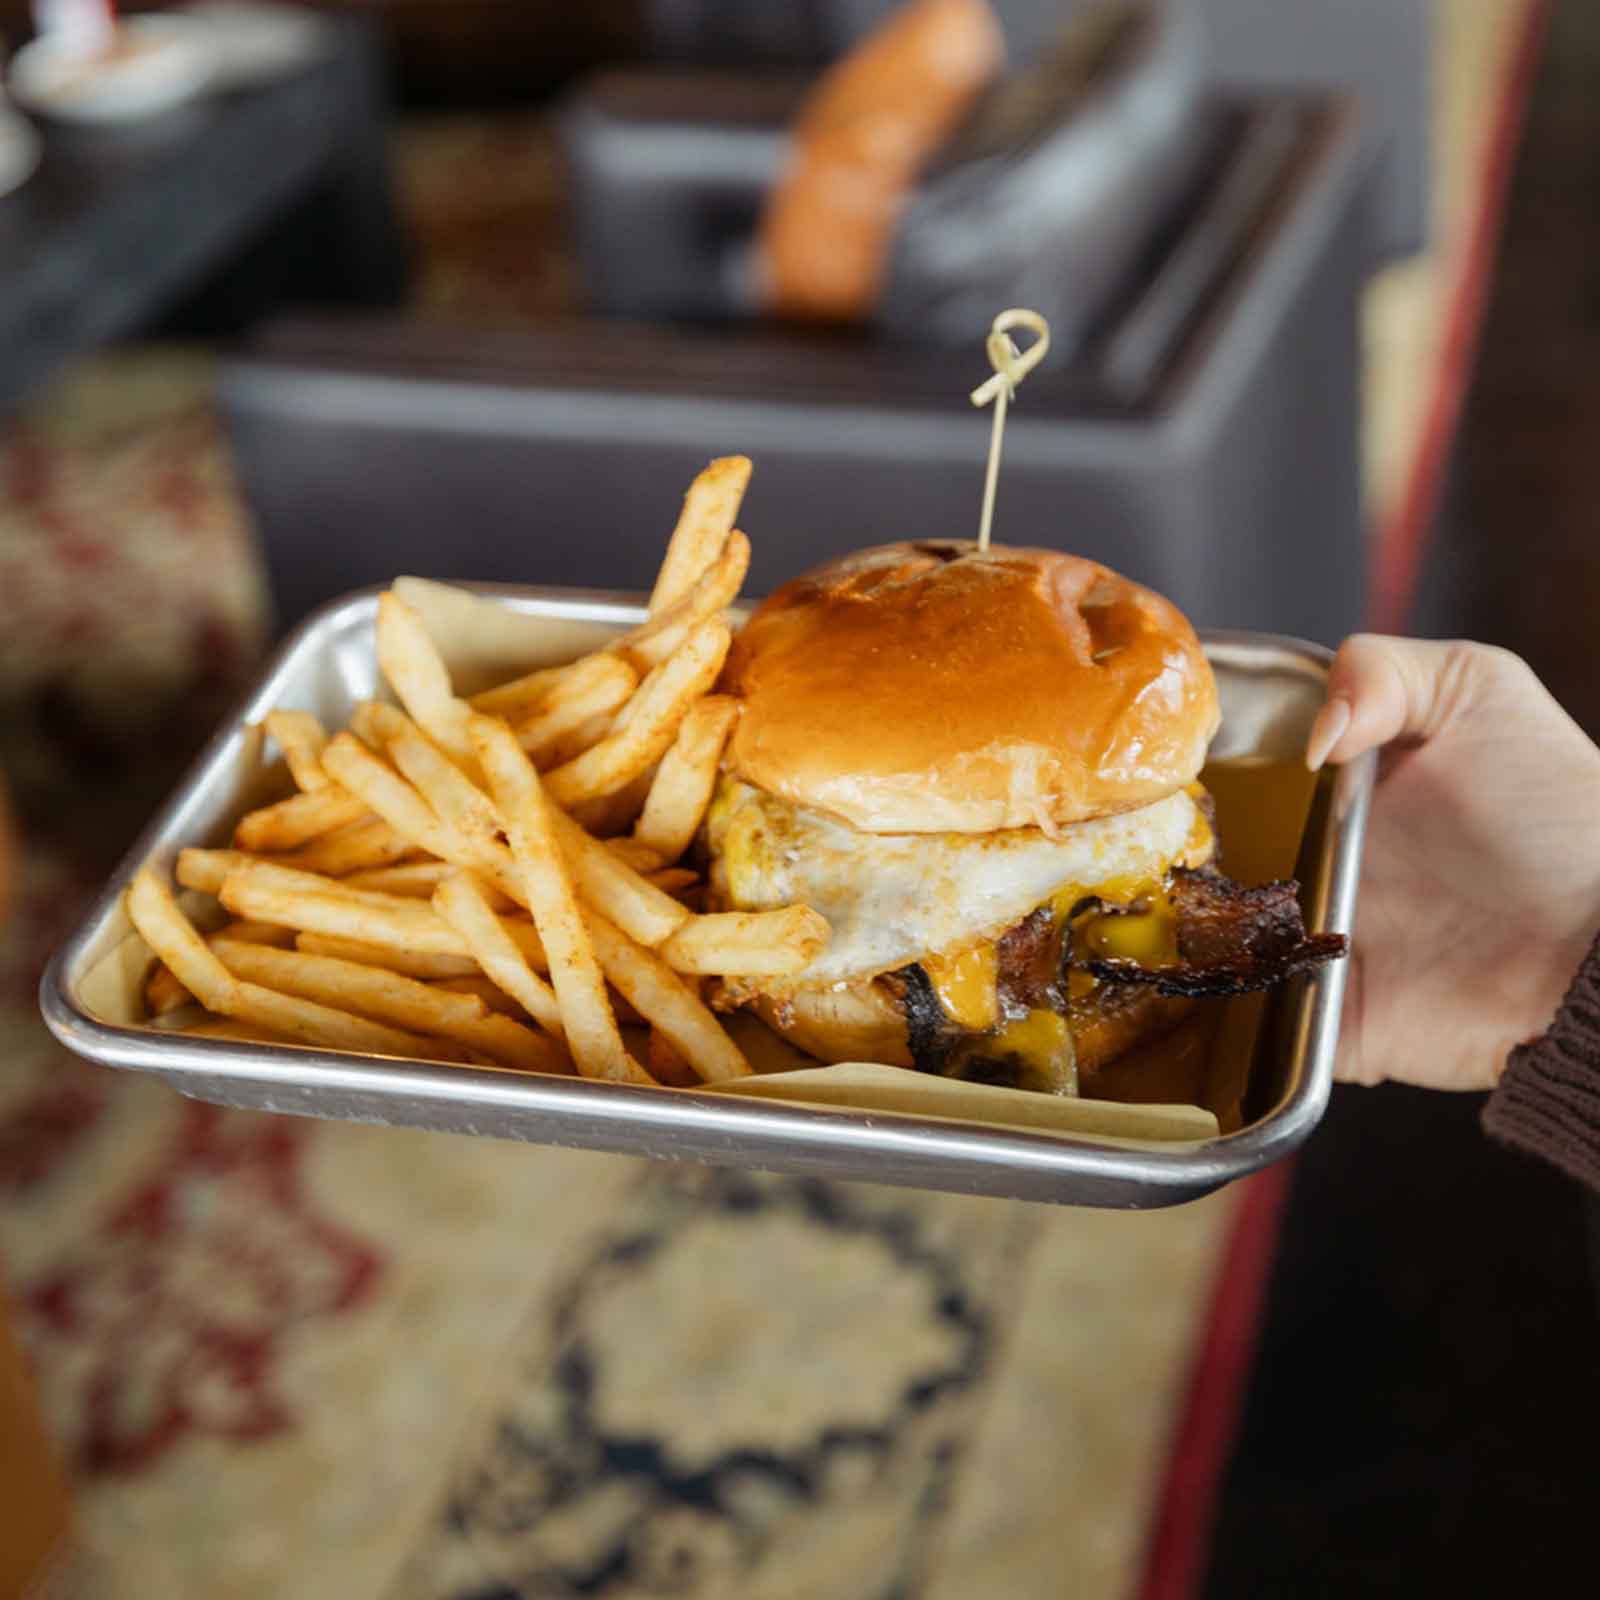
[40,587,1374,1209]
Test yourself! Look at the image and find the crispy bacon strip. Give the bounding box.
[1083,869,1347,998]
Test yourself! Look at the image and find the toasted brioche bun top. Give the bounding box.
[721,542,1220,833]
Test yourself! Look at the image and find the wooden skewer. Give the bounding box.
[970,308,1051,552]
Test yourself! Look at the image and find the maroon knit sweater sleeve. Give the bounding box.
[1483,934,1600,1191]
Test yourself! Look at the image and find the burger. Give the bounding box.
[702,542,1345,1096]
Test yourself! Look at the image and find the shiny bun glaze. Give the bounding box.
[721,542,1221,833]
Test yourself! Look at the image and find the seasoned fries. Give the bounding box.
[280,816,416,876]
[544,620,732,808]
[130,867,447,1058]
[583,911,750,1083]
[264,710,332,792]
[296,932,481,980]
[321,731,526,903]
[616,531,749,673]
[177,847,255,895]
[660,907,831,976]
[384,718,502,845]
[547,806,689,947]
[210,939,566,1073]
[340,861,462,898]
[634,695,738,862]
[146,918,297,1014]
[433,871,564,1035]
[219,861,475,955]
[321,732,458,862]
[471,715,653,1085]
[227,981,452,1059]
[376,591,474,766]
[234,784,368,852]
[649,455,751,613]
[468,661,569,719]
[431,974,532,1017]
[604,837,665,874]
[126,456,833,1095]
[509,654,637,763]
[646,1027,701,1087]
[128,868,236,1011]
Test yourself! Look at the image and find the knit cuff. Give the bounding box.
[1483,936,1600,1192]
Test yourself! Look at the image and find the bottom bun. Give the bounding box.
[752,976,1196,1091]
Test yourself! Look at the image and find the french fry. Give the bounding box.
[660,906,830,976]
[646,867,699,894]
[217,858,426,912]
[280,816,417,876]
[618,531,749,672]
[432,974,532,1018]
[376,591,474,766]
[544,620,732,808]
[648,455,751,614]
[234,784,369,852]
[340,861,462,898]
[146,963,191,1015]
[218,937,490,1023]
[219,861,473,956]
[179,1016,294,1046]
[604,837,666,875]
[296,933,481,980]
[177,847,255,895]
[469,715,653,1085]
[220,854,550,968]
[220,919,299,948]
[321,731,525,902]
[145,918,299,1017]
[607,986,646,1028]
[384,718,502,844]
[433,871,564,1036]
[127,868,237,1011]
[567,770,654,838]
[227,980,456,1059]
[211,939,564,1073]
[321,732,461,860]
[349,700,404,750]
[265,710,331,792]
[646,1027,701,1088]
[130,870,433,1056]
[583,910,750,1082]
[513,655,638,765]
[547,804,690,947]
[633,694,737,861]
[468,661,570,719]
[541,709,617,768]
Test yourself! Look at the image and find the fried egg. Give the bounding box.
[707,779,1214,992]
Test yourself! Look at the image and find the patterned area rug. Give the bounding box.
[0,4,1527,1595]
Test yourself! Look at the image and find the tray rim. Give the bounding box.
[38,583,1374,1208]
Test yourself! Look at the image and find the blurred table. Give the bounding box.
[0,15,407,420]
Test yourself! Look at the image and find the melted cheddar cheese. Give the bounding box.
[922,943,1000,1032]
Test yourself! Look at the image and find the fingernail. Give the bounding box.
[1305,697,1351,771]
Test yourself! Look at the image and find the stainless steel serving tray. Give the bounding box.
[41,586,1374,1209]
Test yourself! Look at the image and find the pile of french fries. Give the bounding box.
[126,457,829,1088]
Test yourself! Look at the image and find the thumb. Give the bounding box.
[1306,635,1485,770]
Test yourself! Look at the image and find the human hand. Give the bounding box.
[1307,636,1600,1090]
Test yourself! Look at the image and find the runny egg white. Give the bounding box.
[706,778,1215,993]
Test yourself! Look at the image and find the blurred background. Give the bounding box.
[2,2,1595,1597]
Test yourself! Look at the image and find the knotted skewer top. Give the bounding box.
[970,308,1050,552]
